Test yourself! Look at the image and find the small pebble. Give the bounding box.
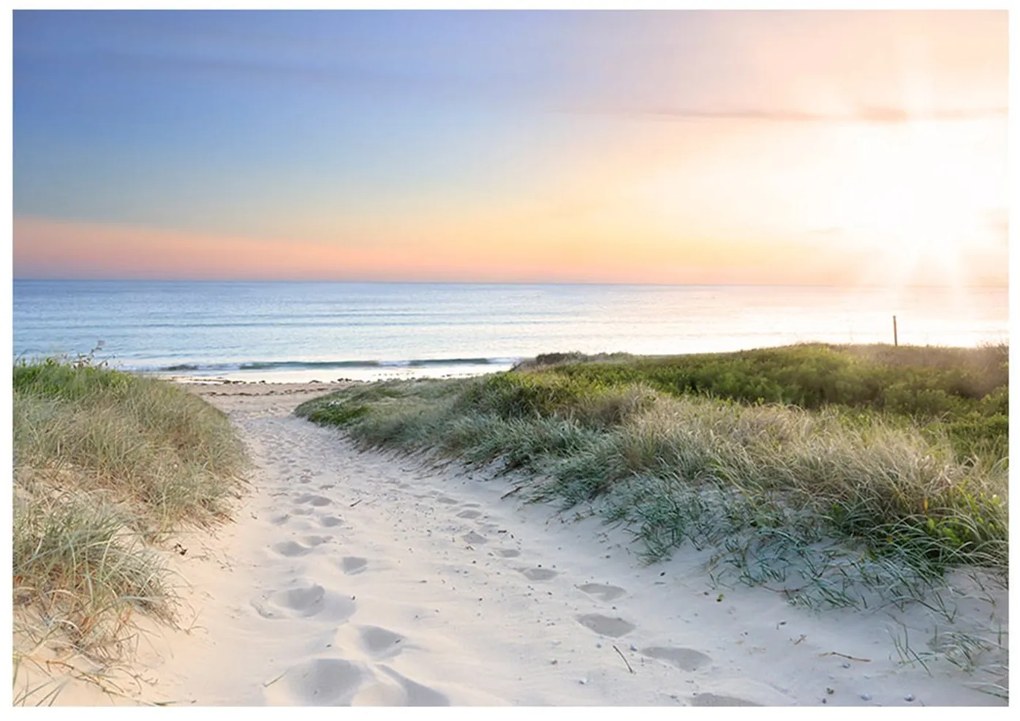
[860,693,872,701]
[579,678,588,685]
[904,693,915,702]
[842,662,851,669]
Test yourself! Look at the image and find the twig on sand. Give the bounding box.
[613,645,635,674]
[821,651,871,663]
[501,486,524,500]
[349,499,363,508]
[262,670,287,688]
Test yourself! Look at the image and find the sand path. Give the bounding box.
[29,382,1003,706]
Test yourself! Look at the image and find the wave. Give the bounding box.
[153,356,520,374]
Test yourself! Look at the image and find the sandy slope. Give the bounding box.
[14,381,1008,707]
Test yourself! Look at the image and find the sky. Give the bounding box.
[11,9,1010,285]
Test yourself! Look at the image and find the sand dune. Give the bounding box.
[16,381,1007,706]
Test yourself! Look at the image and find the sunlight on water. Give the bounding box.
[13,281,1008,382]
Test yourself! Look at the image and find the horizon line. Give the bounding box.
[11,276,1009,290]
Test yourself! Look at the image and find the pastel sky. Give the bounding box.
[12,10,1009,285]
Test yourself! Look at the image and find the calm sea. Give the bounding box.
[11,281,1009,383]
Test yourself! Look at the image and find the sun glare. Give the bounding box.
[831,118,1002,286]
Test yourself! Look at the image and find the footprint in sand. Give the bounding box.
[358,626,406,660]
[576,583,627,602]
[338,556,368,575]
[303,535,331,547]
[378,666,449,706]
[456,509,482,519]
[640,646,712,672]
[493,548,521,558]
[272,540,312,557]
[461,531,487,545]
[269,513,291,526]
[263,658,365,706]
[518,567,558,581]
[575,613,636,638]
[318,515,344,528]
[436,496,458,505]
[295,493,332,507]
[688,693,760,707]
[252,582,356,622]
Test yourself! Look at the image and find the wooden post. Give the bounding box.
[893,315,898,347]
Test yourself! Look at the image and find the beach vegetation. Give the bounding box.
[12,358,247,697]
[296,344,1007,611]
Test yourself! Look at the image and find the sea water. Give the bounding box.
[12,280,1008,383]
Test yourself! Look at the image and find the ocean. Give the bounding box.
[12,280,1009,383]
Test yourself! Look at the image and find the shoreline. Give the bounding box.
[154,363,512,385]
[14,379,1008,706]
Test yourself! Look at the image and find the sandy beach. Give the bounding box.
[13,9,1009,710]
[14,380,1007,707]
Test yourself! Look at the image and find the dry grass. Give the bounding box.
[12,359,247,700]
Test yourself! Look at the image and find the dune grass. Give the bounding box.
[12,358,247,676]
[296,344,1007,610]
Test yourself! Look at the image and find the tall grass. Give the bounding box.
[12,359,247,674]
[519,343,1009,461]
[296,345,1007,609]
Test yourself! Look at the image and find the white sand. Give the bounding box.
[14,381,1008,707]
